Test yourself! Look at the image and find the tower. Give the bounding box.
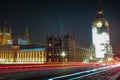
[0,22,12,45]
[92,0,113,61]
[24,26,30,45]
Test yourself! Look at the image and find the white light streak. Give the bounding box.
[48,64,120,80]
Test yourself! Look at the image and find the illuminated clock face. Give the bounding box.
[96,21,102,28]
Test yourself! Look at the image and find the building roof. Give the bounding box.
[19,44,46,51]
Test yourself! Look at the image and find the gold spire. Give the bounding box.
[9,26,12,34]
[9,26,12,38]
[24,26,28,39]
[24,25,30,44]
[3,22,8,33]
[97,0,103,14]
[0,27,1,33]
[96,0,104,18]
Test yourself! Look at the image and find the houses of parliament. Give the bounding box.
[0,22,95,64]
[0,1,114,64]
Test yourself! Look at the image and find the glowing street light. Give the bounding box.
[61,52,65,58]
[61,51,66,65]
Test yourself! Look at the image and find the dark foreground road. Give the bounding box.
[0,63,120,80]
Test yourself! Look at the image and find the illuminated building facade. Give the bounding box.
[0,45,46,64]
[0,45,16,64]
[0,22,12,45]
[46,33,94,62]
[0,22,46,64]
[92,2,113,61]
[76,45,95,62]
[16,45,46,64]
[0,22,30,45]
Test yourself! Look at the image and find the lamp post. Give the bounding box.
[61,51,65,66]
[90,56,92,62]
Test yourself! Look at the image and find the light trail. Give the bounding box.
[0,65,82,74]
[49,64,120,80]
[0,67,62,74]
[69,67,111,80]
[70,64,120,80]
[0,63,94,69]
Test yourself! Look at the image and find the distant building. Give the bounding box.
[46,33,95,62]
[12,38,28,45]
[24,26,30,45]
[12,26,30,45]
[0,22,30,45]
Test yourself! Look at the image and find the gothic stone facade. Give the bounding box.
[46,33,95,62]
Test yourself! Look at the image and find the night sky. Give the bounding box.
[0,0,120,52]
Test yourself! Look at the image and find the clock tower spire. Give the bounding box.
[96,0,104,18]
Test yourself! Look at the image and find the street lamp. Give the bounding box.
[61,52,65,58]
[61,51,65,65]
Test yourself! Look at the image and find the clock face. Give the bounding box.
[96,21,102,28]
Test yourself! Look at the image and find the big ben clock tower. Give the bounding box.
[92,0,113,61]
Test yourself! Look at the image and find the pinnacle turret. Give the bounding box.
[24,25,30,44]
[96,0,104,18]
